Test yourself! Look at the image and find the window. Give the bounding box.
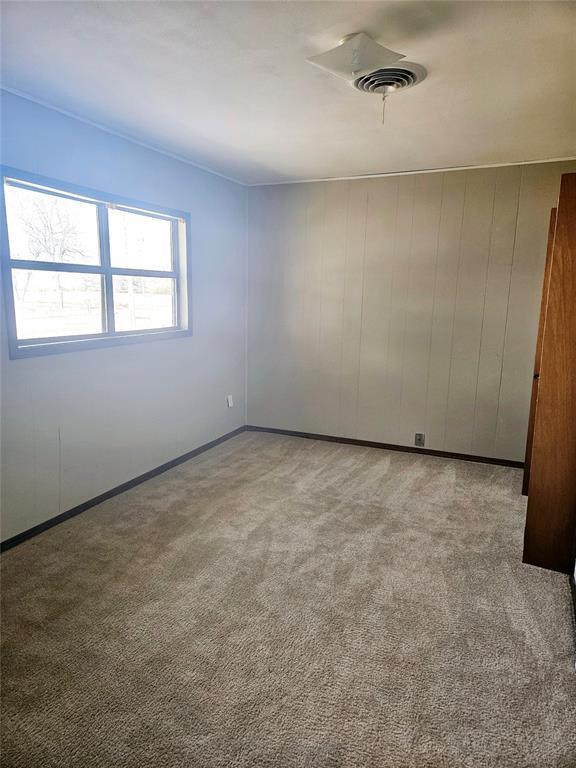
[1,169,191,358]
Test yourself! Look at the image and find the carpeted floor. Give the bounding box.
[1,432,575,768]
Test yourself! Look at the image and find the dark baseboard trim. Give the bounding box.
[570,577,576,632]
[245,425,524,468]
[0,423,524,554]
[0,426,247,553]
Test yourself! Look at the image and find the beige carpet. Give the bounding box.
[1,432,575,768]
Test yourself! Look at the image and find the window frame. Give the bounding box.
[1,167,192,359]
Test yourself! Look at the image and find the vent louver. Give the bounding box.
[353,67,420,94]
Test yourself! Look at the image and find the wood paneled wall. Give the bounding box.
[247,161,575,461]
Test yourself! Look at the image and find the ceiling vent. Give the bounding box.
[353,67,421,95]
[306,33,426,124]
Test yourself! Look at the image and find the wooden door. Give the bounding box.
[522,208,556,495]
[523,173,576,574]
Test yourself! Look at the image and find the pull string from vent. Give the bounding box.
[381,89,395,125]
[353,66,427,126]
[381,86,397,125]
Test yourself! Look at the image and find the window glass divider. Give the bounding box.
[171,219,180,326]
[17,326,184,346]
[8,259,104,274]
[109,267,177,278]
[97,203,115,334]
[8,260,177,279]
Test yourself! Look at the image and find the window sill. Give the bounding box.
[9,327,192,359]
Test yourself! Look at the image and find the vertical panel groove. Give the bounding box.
[471,176,499,452]
[354,185,370,436]
[337,183,352,434]
[441,171,469,449]
[494,167,524,452]
[382,180,402,440]
[423,173,446,435]
[397,178,416,441]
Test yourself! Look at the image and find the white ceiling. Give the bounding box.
[1,1,575,185]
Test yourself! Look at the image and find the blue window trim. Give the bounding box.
[1,166,193,359]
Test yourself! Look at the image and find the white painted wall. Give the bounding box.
[0,92,246,541]
[247,161,576,461]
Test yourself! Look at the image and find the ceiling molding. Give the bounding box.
[248,157,576,187]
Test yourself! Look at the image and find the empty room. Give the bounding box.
[1,1,576,766]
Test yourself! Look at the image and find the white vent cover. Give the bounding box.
[306,32,404,82]
[306,33,426,124]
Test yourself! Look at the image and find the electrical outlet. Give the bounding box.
[415,432,425,447]
[226,395,234,408]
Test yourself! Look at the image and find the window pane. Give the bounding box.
[113,276,175,331]
[12,269,103,339]
[4,183,100,265]
[109,208,173,271]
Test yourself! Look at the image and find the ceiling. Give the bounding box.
[1,1,575,185]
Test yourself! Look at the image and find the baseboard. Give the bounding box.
[0,423,523,554]
[0,426,247,553]
[245,425,525,468]
[570,577,576,631]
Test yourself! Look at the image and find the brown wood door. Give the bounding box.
[523,173,576,574]
[522,208,556,495]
